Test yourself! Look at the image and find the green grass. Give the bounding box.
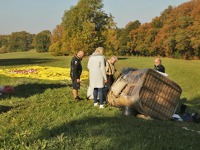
[0,50,200,150]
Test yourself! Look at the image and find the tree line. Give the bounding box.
[127,0,200,59]
[0,0,200,59]
[0,30,51,53]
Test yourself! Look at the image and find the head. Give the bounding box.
[109,56,118,64]
[154,58,162,66]
[95,47,104,55]
[77,51,84,59]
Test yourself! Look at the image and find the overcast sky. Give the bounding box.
[0,0,189,35]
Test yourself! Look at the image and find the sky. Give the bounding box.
[0,0,189,35]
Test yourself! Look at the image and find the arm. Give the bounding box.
[71,59,79,80]
[105,61,110,74]
[87,57,91,71]
[100,57,107,81]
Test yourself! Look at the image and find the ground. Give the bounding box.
[0,50,200,149]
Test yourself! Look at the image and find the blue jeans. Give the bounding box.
[93,88,103,105]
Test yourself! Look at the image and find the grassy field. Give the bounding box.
[0,50,200,150]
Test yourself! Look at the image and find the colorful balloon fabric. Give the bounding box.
[0,66,88,81]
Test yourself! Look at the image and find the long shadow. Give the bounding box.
[183,96,200,110]
[0,58,56,66]
[0,105,13,114]
[38,116,150,149]
[11,83,70,98]
[37,115,200,149]
[186,96,200,107]
[175,96,200,114]
[118,57,129,60]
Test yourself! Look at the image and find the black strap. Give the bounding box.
[107,61,113,75]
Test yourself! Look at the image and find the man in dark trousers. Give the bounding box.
[70,51,84,100]
[154,58,165,73]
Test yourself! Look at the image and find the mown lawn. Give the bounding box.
[0,50,200,150]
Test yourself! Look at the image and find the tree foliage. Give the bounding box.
[127,0,200,59]
[117,20,141,55]
[34,30,51,53]
[1,0,200,59]
[50,0,116,55]
[0,35,9,53]
[0,32,34,53]
[7,31,34,52]
[49,25,64,56]
[49,0,200,59]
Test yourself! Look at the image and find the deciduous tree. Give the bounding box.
[34,30,51,53]
[8,31,34,51]
[61,0,115,55]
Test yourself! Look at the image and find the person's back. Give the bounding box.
[87,47,107,108]
[88,53,106,88]
[88,54,105,75]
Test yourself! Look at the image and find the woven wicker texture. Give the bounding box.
[107,68,182,120]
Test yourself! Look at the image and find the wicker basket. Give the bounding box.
[107,68,182,120]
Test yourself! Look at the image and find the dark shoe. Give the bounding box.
[74,96,80,101]
[75,96,83,101]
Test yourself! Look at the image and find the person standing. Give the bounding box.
[70,51,84,101]
[106,56,118,89]
[153,58,165,73]
[87,47,107,108]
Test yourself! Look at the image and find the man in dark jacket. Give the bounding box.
[70,51,84,100]
[154,58,165,73]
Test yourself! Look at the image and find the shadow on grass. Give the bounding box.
[118,57,129,60]
[37,115,200,149]
[0,58,55,66]
[12,83,70,98]
[0,105,13,114]
[38,116,149,149]
[186,96,200,110]
[176,96,200,114]
[186,96,200,106]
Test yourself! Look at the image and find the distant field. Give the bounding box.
[0,51,200,149]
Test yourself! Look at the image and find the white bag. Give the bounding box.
[87,86,94,99]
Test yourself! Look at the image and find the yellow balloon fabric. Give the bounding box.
[0,66,88,81]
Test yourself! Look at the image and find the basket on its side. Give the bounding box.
[107,68,182,120]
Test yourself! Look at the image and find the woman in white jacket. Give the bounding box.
[87,47,107,108]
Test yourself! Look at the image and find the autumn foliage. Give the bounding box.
[127,0,200,59]
[1,0,200,59]
[49,0,116,56]
[49,0,200,59]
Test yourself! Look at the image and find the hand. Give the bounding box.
[104,80,107,83]
[77,79,80,82]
